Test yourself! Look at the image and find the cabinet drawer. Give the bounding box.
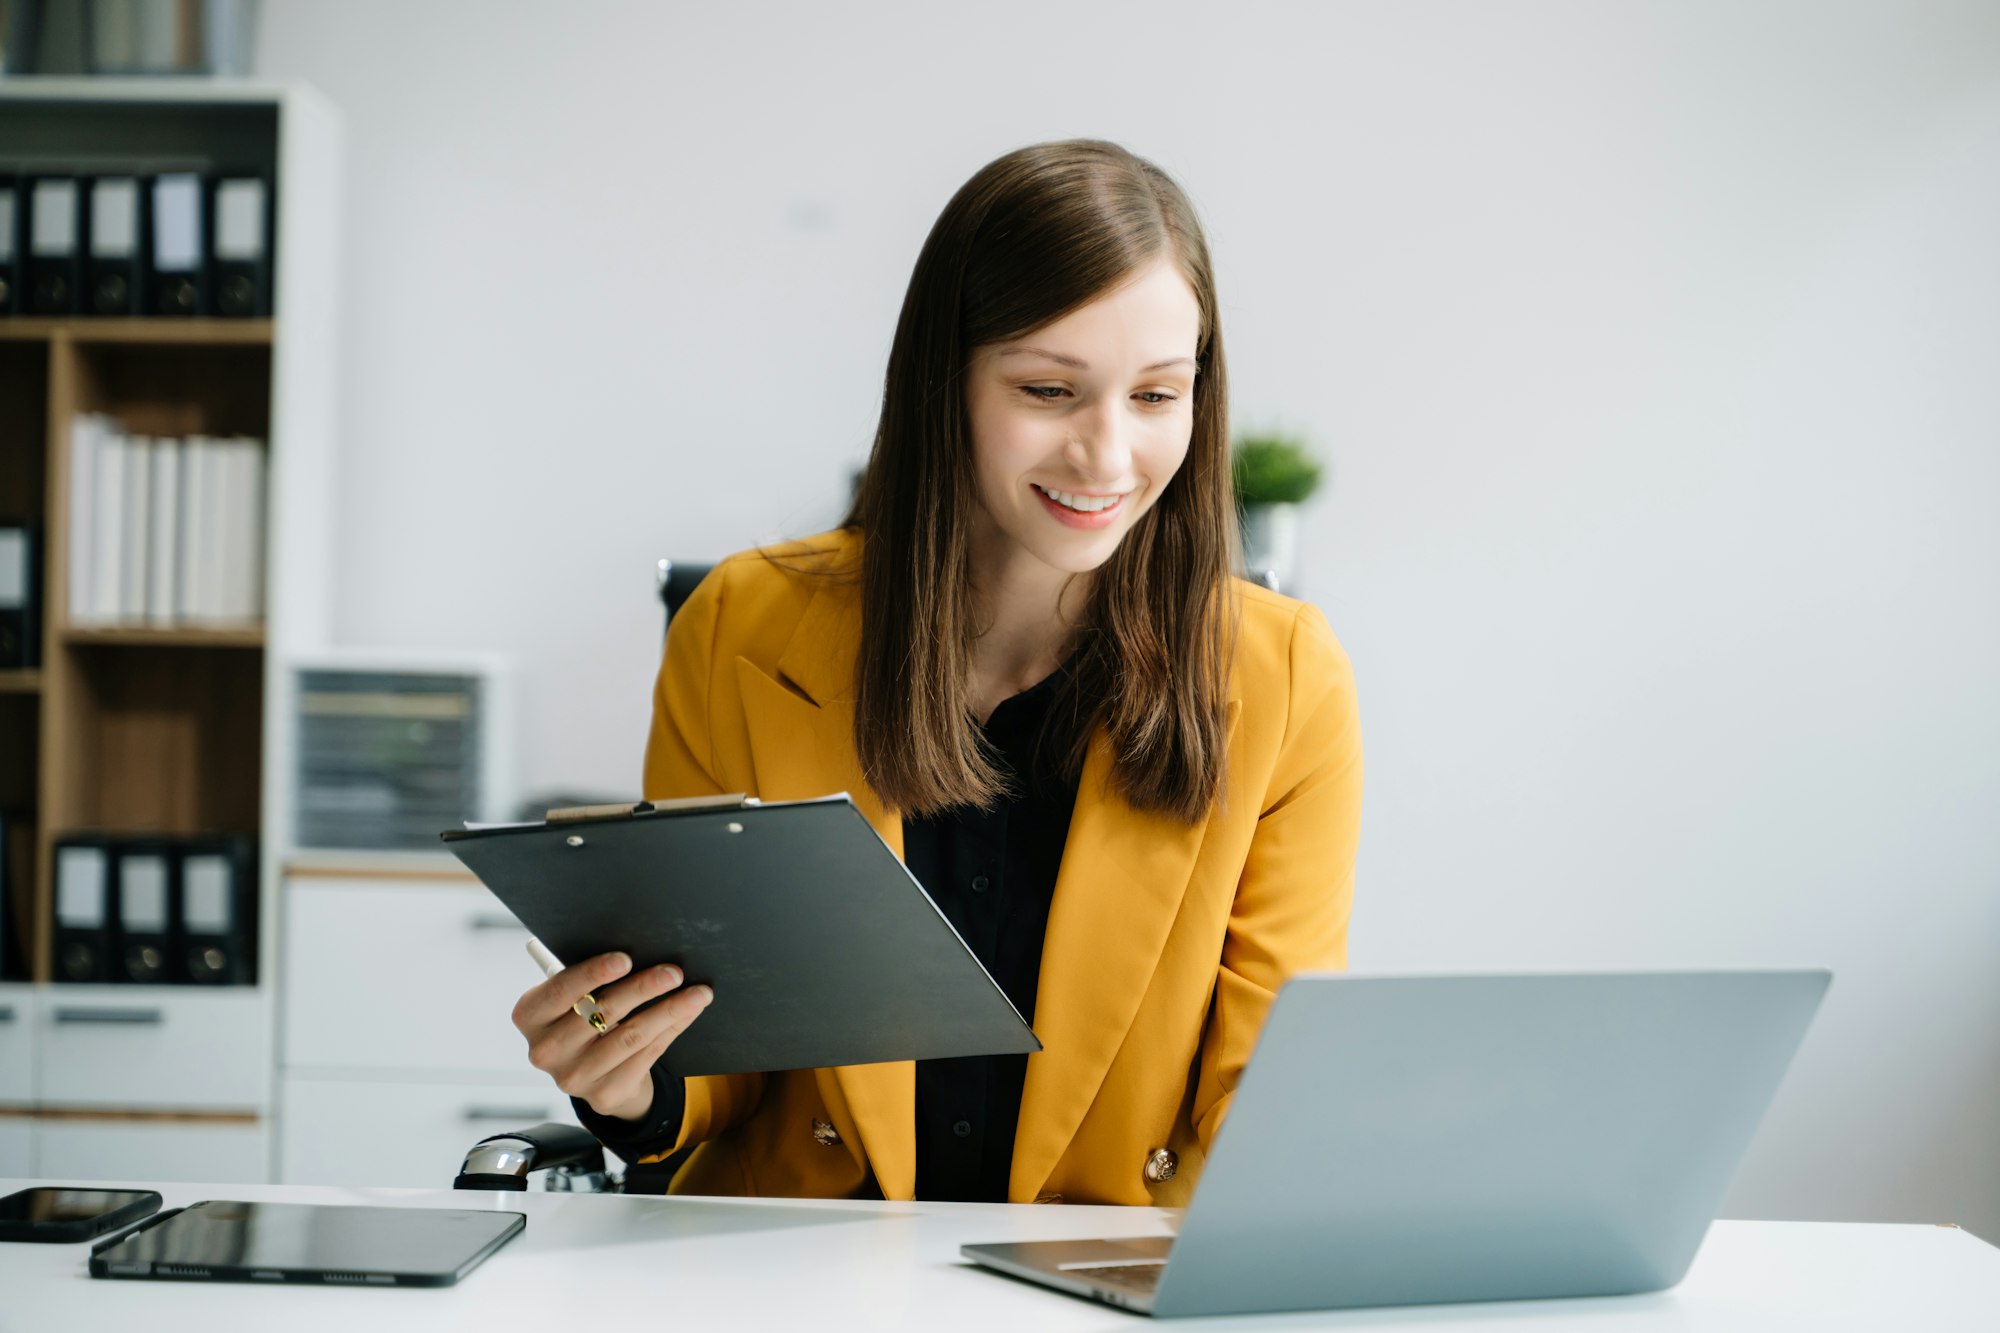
[38,987,271,1111]
[283,880,540,1076]
[0,1118,31,1177]
[35,1118,269,1184]
[0,985,36,1105]
[280,1074,586,1189]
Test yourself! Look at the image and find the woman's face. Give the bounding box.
[964,254,1202,579]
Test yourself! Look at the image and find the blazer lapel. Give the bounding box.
[734,582,916,1200]
[1009,699,1240,1202]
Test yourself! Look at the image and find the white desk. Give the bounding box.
[2,1178,1996,1331]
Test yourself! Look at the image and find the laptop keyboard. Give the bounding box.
[1068,1262,1166,1293]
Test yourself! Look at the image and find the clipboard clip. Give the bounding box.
[545,794,759,824]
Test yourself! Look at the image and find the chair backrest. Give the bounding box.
[656,559,715,640]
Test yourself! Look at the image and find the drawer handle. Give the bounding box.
[463,1106,554,1123]
[466,914,524,932]
[53,1007,165,1026]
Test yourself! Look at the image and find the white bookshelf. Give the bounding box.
[0,79,341,1184]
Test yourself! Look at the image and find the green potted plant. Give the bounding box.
[1231,433,1323,590]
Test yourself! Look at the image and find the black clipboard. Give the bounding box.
[441,794,1042,1077]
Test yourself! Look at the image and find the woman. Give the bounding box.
[510,139,1362,1206]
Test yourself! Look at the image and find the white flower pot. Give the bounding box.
[1239,502,1300,592]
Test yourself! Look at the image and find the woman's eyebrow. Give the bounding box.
[997,346,1196,373]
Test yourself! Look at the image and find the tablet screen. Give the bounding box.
[91,1201,525,1286]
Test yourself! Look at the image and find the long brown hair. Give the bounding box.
[843,139,1238,823]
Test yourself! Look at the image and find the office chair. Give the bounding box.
[452,557,715,1195]
[657,558,715,636]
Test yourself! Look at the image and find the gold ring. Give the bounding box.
[574,993,610,1033]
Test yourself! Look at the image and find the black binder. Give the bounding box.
[25,176,81,315]
[0,521,36,669]
[442,794,1041,1077]
[174,834,256,984]
[0,173,21,315]
[85,176,145,317]
[52,837,117,983]
[0,814,27,980]
[209,175,271,318]
[113,842,176,984]
[148,173,206,317]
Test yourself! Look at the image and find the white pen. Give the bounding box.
[525,936,610,1034]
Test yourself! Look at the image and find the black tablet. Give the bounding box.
[89,1201,525,1287]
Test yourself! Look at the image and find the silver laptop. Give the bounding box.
[963,969,1829,1318]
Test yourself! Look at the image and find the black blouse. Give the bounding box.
[573,660,1081,1203]
[901,657,1079,1201]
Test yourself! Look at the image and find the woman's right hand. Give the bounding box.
[511,951,713,1124]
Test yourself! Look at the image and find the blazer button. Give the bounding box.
[811,1118,842,1147]
[1144,1148,1178,1184]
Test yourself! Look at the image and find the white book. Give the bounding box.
[213,439,242,624]
[199,436,224,624]
[91,422,127,624]
[148,438,181,626]
[67,414,101,623]
[179,436,211,624]
[235,438,268,623]
[124,434,152,624]
[201,437,234,624]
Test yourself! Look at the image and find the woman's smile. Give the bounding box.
[1032,482,1130,529]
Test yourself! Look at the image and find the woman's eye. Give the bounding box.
[1018,386,1179,405]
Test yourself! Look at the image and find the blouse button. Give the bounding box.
[811,1118,842,1147]
[970,875,990,894]
[1144,1148,1178,1184]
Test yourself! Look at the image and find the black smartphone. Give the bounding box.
[0,1188,163,1243]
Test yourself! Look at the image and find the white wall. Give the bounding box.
[254,0,2000,1240]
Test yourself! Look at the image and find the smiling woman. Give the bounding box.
[511,139,1364,1209]
[969,259,1202,580]
[849,146,1239,821]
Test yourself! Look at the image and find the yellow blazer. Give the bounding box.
[639,529,1362,1205]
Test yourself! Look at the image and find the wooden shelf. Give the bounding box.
[51,645,264,837]
[0,319,274,346]
[60,626,266,650]
[0,670,43,693]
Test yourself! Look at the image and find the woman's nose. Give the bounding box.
[1062,400,1132,482]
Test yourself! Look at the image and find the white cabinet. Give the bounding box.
[0,982,274,1183]
[34,1120,270,1184]
[0,986,36,1106]
[283,879,537,1074]
[37,988,271,1111]
[278,874,578,1187]
[281,1074,582,1189]
[0,1120,31,1177]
